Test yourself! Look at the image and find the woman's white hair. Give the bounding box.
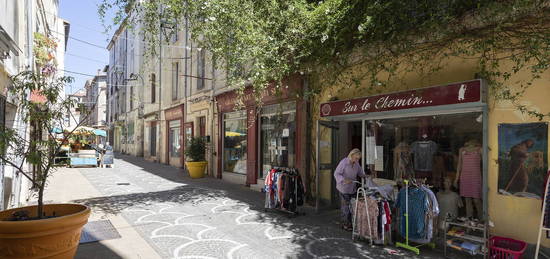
[348,148,362,161]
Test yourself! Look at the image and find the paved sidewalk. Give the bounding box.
[44,166,161,259]
[48,154,461,258]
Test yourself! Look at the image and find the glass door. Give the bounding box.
[316,120,340,211]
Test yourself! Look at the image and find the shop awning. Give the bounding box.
[74,126,106,136]
[93,129,107,137]
[225,131,245,137]
[50,127,63,134]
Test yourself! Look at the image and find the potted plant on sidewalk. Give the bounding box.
[0,33,93,258]
[184,136,207,178]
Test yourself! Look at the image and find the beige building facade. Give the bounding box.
[1,0,69,210]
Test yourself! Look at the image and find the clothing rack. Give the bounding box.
[396,179,435,255]
[352,187,377,244]
[263,167,303,217]
[352,180,392,245]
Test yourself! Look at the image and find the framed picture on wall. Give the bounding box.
[498,122,548,199]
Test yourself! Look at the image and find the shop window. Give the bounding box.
[171,23,179,43]
[172,62,179,100]
[151,73,156,103]
[198,116,206,137]
[150,123,157,156]
[223,111,247,174]
[197,49,205,90]
[129,86,134,110]
[259,102,296,179]
[127,121,134,144]
[365,112,483,191]
[169,120,181,158]
[184,122,194,145]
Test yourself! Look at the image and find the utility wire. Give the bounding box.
[66,53,106,64]
[69,36,106,49]
[61,69,99,77]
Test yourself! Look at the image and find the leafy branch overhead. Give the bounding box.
[100,0,550,119]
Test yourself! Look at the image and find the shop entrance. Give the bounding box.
[316,120,363,210]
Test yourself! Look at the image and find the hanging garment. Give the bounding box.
[459,148,482,199]
[355,197,379,240]
[396,187,428,240]
[378,202,385,242]
[264,170,276,209]
[411,140,438,172]
[297,175,305,206]
[393,142,415,180]
[383,201,391,232]
[421,186,439,241]
[273,172,281,206]
[364,176,395,201]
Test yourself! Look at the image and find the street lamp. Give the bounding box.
[126,73,145,113]
[125,73,145,156]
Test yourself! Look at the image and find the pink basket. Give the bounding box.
[489,236,527,259]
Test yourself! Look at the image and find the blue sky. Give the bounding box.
[59,0,109,94]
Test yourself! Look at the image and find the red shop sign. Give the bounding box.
[319,80,482,117]
[165,104,184,121]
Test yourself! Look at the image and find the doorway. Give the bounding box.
[316,120,363,211]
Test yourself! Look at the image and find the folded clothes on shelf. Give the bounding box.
[446,239,481,255]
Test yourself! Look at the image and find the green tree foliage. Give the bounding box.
[0,33,97,218]
[100,0,550,119]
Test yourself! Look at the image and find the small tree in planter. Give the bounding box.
[0,33,93,258]
[184,136,207,178]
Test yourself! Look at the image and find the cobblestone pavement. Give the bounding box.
[73,154,448,259]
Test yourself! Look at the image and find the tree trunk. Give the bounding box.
[37,184,45,219]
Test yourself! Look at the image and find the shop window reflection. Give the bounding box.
[223,111,247,174]
[259,102,296,179]
[366,112,483,190]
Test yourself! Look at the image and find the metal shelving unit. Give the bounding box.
[444,219,488,258]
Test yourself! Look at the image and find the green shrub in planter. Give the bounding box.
[184,137,206,162]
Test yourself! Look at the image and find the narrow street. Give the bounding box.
[46,154,444,259]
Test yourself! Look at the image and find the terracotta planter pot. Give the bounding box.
[0,203,91,259]
[185,161,207,179]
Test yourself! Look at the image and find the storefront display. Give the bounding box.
[184,122,194,145]
[364,112,483,189]
[169,120,181,158]
[149,121,157,157]
[318,80,488,224]
[223,110,247,174]
[259,102,296,178]
[215,77,305,185]
[164,104,184,167]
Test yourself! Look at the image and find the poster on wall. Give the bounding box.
[498,122,548,199]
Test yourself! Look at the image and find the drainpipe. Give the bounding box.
[158,13,163,163]
[184,17,189,171]
[11,0,35,208]
[26,0,34,69]
[209,55,215,177]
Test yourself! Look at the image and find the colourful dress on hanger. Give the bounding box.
[459,148,482,199]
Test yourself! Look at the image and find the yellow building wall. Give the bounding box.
[312,56,550,246]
